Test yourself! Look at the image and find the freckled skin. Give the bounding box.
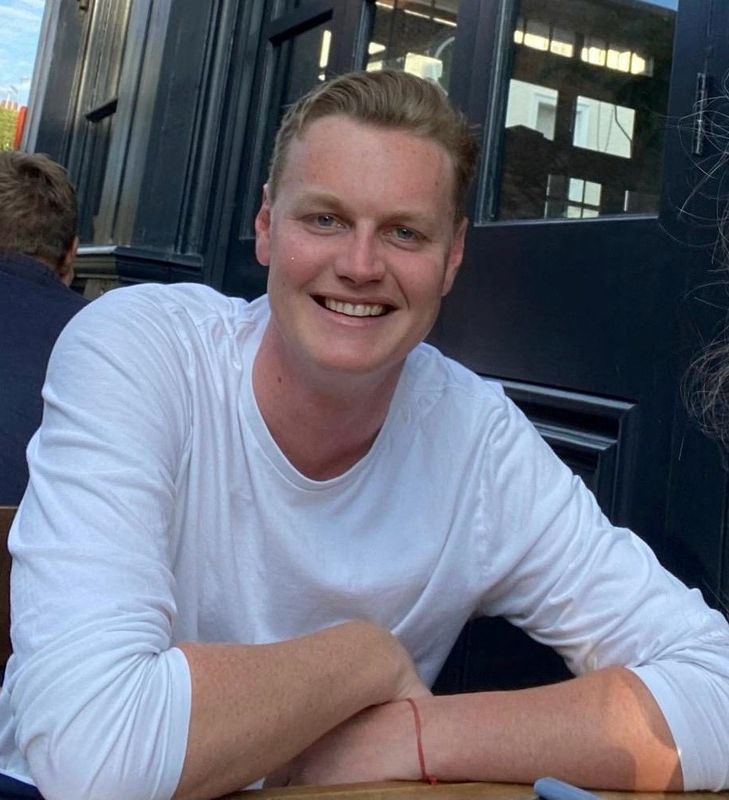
[249,115,467,479]
[254,115,467,390]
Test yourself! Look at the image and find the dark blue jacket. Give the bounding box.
[0,252,88,505]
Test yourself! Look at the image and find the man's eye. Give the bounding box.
[315,214,337,228]
[393,226,418,241]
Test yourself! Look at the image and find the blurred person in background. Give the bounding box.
[0,150,86,505]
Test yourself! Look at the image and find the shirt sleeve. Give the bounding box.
[476,390,729,791]
[7,286,194,800]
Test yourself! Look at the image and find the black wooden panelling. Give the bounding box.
[66,0,133,243]
[30,3,91,160]
[433,617,572,694]
[74,1,269,286]
[76,246,204,287]
[131,0,237,252]
[500,379,637,523]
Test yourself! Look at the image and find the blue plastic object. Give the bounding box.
[534,777,601,800]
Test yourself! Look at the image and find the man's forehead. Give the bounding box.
[280,115,457,201]
[293,113,441,153]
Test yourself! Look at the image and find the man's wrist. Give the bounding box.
[340,620,420,707]
[404,697,438,784]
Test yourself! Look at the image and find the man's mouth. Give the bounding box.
[321,297,389,317]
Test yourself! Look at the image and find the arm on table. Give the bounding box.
[275,665,680,791]
[174,622,428,800]
[6,288,424,800]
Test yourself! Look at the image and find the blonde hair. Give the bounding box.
[268,70,479,219]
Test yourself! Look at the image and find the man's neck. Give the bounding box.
[252,326,402,481]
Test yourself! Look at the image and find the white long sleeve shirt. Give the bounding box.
[1,283,728,799]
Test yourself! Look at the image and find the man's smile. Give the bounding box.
[319,296,391,318]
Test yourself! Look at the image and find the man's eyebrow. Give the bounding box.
[384,210,434,226]
[291,191,343,209]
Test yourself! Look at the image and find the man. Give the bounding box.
[0,150,86,506]
[0,71,727,800]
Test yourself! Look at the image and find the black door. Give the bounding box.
[427,0,729,690]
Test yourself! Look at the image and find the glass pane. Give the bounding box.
[280,22,331,108]
[497,0,676,221]
[367,0,460,92]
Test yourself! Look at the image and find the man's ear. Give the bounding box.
[441,217,468,297]
[58,235,80,287]
[254,184,272,267]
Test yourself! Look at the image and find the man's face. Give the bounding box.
[255,114,467,384]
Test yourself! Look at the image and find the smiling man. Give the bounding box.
[253,112,467,479]
[0,70,728,800]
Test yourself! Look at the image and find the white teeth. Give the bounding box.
[324,298,386,317]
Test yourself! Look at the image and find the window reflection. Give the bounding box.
[545,175,602,219]
[574,95,635,159]
[497,0,675,221]
[514,15,654,75]
[506,81,558,141]
[280,22,331,107]
[367,0,459,90]
[514,18,575,59]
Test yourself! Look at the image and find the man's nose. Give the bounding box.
[334,230,386,284]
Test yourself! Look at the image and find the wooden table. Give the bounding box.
[226,782,725,800]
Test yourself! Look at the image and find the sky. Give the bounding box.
[0,0,45,106]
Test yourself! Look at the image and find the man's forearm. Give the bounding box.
[420,667,681,790]
[174,621,426,800]
[284,666,682,791]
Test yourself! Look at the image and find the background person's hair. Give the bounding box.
[0,150,77,269]
[267,69,480,220]
[682,81,729,453]
[684,193,729,452]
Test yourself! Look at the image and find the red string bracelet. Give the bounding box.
[405,697,438,785]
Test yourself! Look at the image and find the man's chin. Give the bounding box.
[309,349,406,384]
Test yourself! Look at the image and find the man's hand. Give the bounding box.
[175,621,428,800]
[389,651,432,705]
[266,695,430,787]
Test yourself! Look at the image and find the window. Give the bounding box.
[495,0,675,221]
[367,0,460,92]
